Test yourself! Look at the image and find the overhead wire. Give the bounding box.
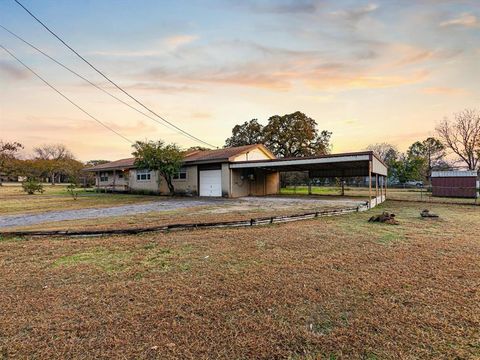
[0,44,133,144]
[12,0,218,148]
[0,23,182,136]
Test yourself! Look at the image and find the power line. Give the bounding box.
[0,44,133,144]
[13,0,217,149]
[0,23,181,136]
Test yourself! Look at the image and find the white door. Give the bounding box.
[199,170,222,197]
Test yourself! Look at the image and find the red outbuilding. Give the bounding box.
[431,171,479,198]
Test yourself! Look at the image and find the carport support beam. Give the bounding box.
[375,174,378,206]
[368,161,372,208]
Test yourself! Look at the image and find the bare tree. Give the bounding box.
[33,144,76,185]
[365,143,399,164]
[436,109,480,170]
[33,144,74,161]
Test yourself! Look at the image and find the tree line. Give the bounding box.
[1,108,479,194]
[0,142,93,187]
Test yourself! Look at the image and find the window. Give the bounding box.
[173,167,187,180]
[100,172,109,182]
[136,169,151,181]
[118,173,123,179]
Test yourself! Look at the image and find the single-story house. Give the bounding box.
[84,144,388,205]
[83,144,280,197]
[431,170,479,198]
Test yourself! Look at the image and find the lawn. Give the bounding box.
[281,186,478,205]
[0,201,479,359]
[0,184,159,215]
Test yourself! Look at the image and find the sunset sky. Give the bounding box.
[1,0,479,161]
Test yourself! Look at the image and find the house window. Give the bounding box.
[118,173,123,179]
[136,169,151,181]
[100,172,109,182]
[173,167,187,180]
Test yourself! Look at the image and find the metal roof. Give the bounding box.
[431,170,478,178]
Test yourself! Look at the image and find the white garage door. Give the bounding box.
[199,170,222,197]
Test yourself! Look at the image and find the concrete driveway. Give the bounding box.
[0,196,366,229]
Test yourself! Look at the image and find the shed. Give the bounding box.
[431,171,479,198]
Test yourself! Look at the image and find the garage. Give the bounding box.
[199,170,222,197]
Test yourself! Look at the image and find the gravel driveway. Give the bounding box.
[0,196,366,229]
[0,199,214,229]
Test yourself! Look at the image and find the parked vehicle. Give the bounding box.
[405,180,424,188]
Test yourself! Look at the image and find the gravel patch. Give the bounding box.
[0,199,214,228]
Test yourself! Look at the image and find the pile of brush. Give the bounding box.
[420,209,439,219]
[368,211,399,225]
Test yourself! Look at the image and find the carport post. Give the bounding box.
[375,174,378,206]
[368,161,372,208]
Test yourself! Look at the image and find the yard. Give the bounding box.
[0,200,479,359]
[0,183,159,215]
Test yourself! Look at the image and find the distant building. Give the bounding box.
[431,171,479,198]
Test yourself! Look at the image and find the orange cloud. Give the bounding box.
[440,13,479,28]
[422,86,468,95]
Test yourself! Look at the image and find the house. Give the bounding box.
[84,145,388,205]
[431,170,479,198]
[83,144,280,197]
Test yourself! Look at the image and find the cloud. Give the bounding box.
[239,0,320,14]
[331,3,379,23]
[89,34,198,58]
[422,86,468,95]
[164,34,198,50]
[440,12,479,28]
[0,60,30,80]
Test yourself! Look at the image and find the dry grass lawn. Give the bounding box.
[0,201,479,359]
[0,184,161,215]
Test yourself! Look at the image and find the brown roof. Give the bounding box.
[83,158,135,171]
[184,144,274,163]
[84,144,274,171]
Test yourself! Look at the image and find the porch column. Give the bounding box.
[113,169,116,192]
[96,171,100,191]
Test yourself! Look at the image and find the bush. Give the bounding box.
[22,179,44,195]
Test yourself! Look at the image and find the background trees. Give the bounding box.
[224,112,332,157]
[407,137,447,180]
[436,109,480,170]
[132,140,183,194]
[0,141,23,185]
[225,119,264,148]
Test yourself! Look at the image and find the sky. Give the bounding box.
[1,0,480,162]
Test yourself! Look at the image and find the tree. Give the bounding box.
[225,119,264,148]
[391,155,425,184]
[263,112,331,157]
[186,146,210,152]
[0,141,23,185]
[366,143,399,165]
[436,109,480,170]
[132,140,183,195]
[407,137,446,180]
[85,160,110,167]
[33,144,76,184]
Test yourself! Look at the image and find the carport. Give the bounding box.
[230,151,388,208]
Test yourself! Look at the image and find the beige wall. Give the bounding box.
[232,148,274,162]
[128,166,198,194]
[230,168,280,197]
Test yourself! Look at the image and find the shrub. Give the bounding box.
[66,183,79,200]
[22,179,44,195]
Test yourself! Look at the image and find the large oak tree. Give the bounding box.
[224,112,331,157]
